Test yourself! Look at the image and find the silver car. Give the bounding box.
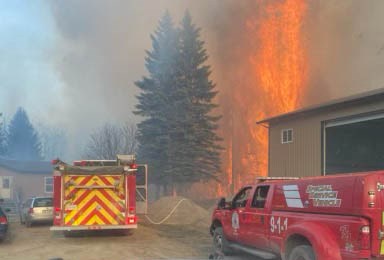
[20,197,53,227]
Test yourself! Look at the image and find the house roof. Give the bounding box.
[0,157,52,174]
[257,87,384,124]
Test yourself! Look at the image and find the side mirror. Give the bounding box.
[217,197,226,209]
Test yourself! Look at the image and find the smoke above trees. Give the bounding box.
[3,1,384,164]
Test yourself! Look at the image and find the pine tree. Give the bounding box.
[7,107,42,160]
[176,10,222,183]
[135,11,222,194]
[134,11,179,191]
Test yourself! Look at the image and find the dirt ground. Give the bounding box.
[0,222,262,260]
[0,221,213,260]
[0,197,262,260]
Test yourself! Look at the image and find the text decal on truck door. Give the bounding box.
[270,216,288,234]
[306,185,342,207]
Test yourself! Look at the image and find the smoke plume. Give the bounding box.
[45,0,384,179]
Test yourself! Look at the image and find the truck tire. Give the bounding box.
[213,227,233,256]
[289,245,315,260]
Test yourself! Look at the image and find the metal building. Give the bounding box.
[257,88,384,177]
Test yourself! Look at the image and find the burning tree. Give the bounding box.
[135,11,222,194]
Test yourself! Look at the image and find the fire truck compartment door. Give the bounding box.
[63,174,126,226]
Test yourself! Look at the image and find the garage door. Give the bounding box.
[324,113,384,174]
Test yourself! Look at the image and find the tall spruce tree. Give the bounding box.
[134,11,179,191]
[7,107,42,160]
[135,11,222,193]
[177,10,222,183]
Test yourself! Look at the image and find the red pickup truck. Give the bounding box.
[210,172,384,260]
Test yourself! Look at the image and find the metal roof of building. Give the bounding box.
[257,87,384,124]
[0,157,52,174]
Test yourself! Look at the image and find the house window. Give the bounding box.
[2,177,10,189]
[45,177,53,193]
[282,129,293,144]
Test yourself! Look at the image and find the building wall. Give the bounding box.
[0,167,52,201]
[268,100,384,177]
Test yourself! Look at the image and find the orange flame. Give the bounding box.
[252,0,307,111]
[231,0,308,191]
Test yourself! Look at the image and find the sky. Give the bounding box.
[2,0,384,162]
[0,0,198,159]
[0,1,63,123]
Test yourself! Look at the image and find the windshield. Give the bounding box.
[33,198,53,208]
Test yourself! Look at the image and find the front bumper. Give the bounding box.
[29,214,53,223]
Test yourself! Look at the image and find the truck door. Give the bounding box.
[241,185,271,249]
[224,186,253,242]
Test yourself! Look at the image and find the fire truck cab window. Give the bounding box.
[232,187,252,208]
[252,186,270,208]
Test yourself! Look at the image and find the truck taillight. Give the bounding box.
[53,208,61,225]
[125,216,137,224]
[129,207,135,214]
[359,225,370,250]
[130,163,137,169]
[28,208,34,214]
[54,208,61,219]
[0,216,7,224]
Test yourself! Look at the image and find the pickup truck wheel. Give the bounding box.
[213,227,233,256]
[289,245,315,260]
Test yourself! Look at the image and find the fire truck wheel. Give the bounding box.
[213,227,233,256]
[288,245,315,260]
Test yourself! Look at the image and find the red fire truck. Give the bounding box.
[50,155,138,232]
[210,172,384,260]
